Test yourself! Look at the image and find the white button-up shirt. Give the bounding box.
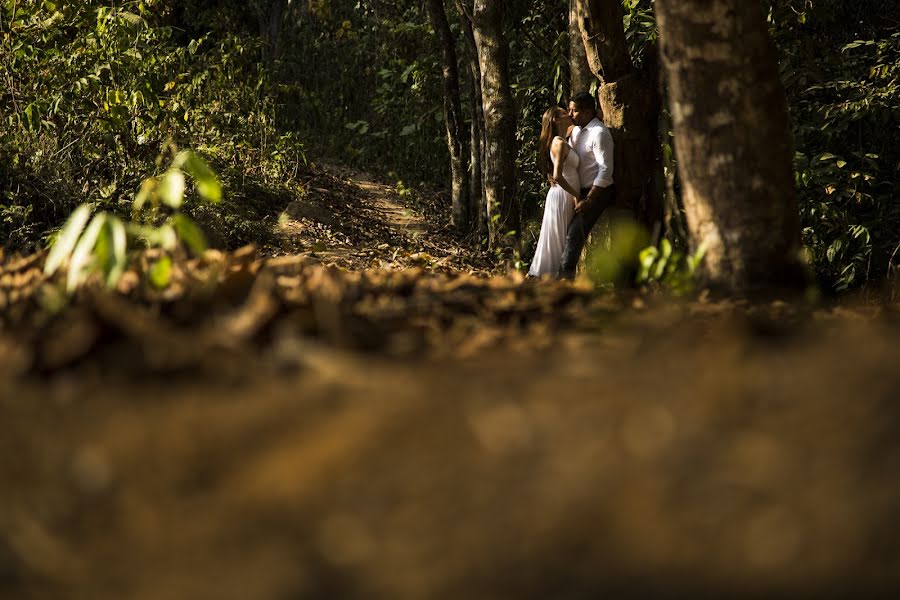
[570,117,614,190]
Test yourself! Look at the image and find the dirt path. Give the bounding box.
[272,163,477,273]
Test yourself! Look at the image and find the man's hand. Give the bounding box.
[574,197,593,215]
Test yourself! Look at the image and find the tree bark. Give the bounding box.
[472,0,519,247]
[568,0,594,96]
[576,0,663,233]
[455,0,486,237]
[254,0,288,62]
[655,0,802,293]
[426,0,469,231]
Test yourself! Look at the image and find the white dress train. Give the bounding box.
[528,138,579,277]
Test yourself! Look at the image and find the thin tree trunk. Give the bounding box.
[472,0,519,247]
[455,0,486,237]
[576,0,663,232]
[255,0,288,62]
[655,0,802,293]
[426,0,469,230]
[568,0,594,96]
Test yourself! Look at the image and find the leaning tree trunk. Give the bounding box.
[655,0,802,293]
[426,0,469,230]
[568,0,594,96]
[576,0,663,233]
[472,0,519,247]
[456,0,486,236]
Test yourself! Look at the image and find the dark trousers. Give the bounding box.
[558,185,616,279]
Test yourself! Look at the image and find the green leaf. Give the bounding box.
[148,255,172,289]
[133,177,156,212]
[158,169,185,208]
[687,240,708,274]
[106,215,128,287]
[826,239,843,262]
[176,151,221,203]
[45,203,93,276]
[652,239,672,280]
[23,103,38,131]
[159,224,178,251]
[637,246,658,282]
[93,218,114,280]
[67,213,108,292]
[836,160,847,168]
[170,214,208,255]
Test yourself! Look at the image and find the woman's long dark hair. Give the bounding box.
[538,106,566,179]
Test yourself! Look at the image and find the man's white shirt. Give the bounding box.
[570,117,614,190]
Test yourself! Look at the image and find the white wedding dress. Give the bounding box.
[529,137,579,277]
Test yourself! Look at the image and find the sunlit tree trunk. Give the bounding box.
[455,0,486,237]
[655,0,802,293]
[568,0,594,96]
[473,0,519,247]
[575,0,663,233]
[426,0,469,230]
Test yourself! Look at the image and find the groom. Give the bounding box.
[559,92,616,280]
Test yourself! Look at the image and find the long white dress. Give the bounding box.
[528,138,579,277]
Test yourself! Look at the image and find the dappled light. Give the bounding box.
[1,0,899,597]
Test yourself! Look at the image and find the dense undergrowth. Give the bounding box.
[1,0,898,292]
[768,0,900,291]
[0,0,306,252]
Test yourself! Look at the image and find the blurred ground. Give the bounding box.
[2,168,900,598]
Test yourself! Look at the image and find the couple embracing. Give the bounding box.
[529,92,616,280]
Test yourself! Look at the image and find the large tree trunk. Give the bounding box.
[655,0,802,293]
[426,0,469,231]
[568,0,594,96]
[456,0,486,237]
[472,0,519,247]
[576,0,663,233]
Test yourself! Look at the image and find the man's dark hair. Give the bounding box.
[571,92,596,111]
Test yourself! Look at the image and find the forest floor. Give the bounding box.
[2,164,900,598]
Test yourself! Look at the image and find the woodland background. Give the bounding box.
[2,0,898,292]
[4,3,900,597]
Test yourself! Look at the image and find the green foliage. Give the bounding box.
[280,0,445,184]
[622,0,658,70]
[4,0,896,296]
[43,150,221,292]
[637,238,707,295]
[768,0,900,290]
[1,0,306,252]
[585,219,650,286]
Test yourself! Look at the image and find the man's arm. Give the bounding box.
[587,126,614,198]
[575,127,614,213]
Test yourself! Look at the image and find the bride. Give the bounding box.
[528,106,580,278]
